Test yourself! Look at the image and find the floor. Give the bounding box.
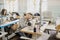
[10,35,60,40]
[0,35,19,40]
[48,35,60,40]
[0,35,60,40]
[0,30,60,40]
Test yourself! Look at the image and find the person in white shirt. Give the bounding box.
[19,13,33,28]
[16,13,33,38]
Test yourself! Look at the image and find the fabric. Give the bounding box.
[19,17,27,28]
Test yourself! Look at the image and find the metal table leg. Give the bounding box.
[1,28,7,40]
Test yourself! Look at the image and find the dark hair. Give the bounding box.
[12,12,20,16]
[15,13,20,16]
[24,13,33,16]
[24,13,26,16]
[48,21,51,24]
[1,9,7,15]
[34,13,40,16]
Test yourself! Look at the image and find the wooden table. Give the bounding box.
[20,27,41,35]
[20,27,42,40]
[21,24,56,34]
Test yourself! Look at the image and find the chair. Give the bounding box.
[15,26,31,40]
[16,31,31,40]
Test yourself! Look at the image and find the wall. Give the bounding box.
[0,0,4,11]
[48,0,60,18]
[18,0,27,15]
[4,0,19,12]
[0,0,27,15]
[0,0,4,3]
[0,0,40,15]
[27,0,34,13]
[27,0,40,14]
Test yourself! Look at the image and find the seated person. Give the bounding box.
[34,13,40,20]
[15,13,20,19]
[19,13,33,28]
[16,13,33,38]
[31,13,40,26]
[34,13,40,16]
[1,9,9,22]
[10,12,20,32]
[1,9,7,16]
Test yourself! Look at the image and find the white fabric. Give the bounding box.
[20,36,30,39]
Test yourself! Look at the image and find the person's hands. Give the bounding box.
[4,20,10,23]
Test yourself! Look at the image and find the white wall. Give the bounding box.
[42,0,48,12]
[4,0,19,12]
[27,0,40,14]
[0,0,4,3]
[18,0,27,15]
[0,0,27,15]
[18,0,40,15]
[0,0,4,11]
[27,0,34,13]
[0,0,40,15]
[48,0,60,18]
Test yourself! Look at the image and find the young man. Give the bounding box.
[19,13,33,28]
[16,13,33,38]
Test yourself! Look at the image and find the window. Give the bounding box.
[4,0,18,12]
[27,0,40,13]
[27,0,47,14]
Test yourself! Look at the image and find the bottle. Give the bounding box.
[34,27,36,32]
[34,20,40,33]
[34,22,37,32]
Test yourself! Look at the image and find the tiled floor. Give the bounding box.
[0,35,19,40]
[48,35,60,40]
[11,35,60,40]
[8,34,56,40]
[0,36,60,40]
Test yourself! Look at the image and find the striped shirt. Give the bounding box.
[19,17,27,28]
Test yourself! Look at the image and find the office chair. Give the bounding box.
[15,25,31,40]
